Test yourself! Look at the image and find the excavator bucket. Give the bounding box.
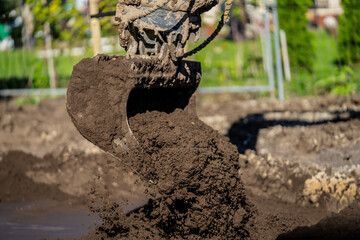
[66,55,201,159]
[67,0,227,161]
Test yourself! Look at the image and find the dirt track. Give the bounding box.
[1,93,360,239]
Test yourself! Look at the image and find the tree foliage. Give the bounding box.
[0,0,22,24]
[25,0,120,46]
[26,0,88,46]
[338,0,360,65]
[0,0,25,46]
[278,0,314,73]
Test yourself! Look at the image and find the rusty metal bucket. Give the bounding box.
[66,55,201,159]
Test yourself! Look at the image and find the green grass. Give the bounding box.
[10,95,63,106]
[0,49,36,88]
[188,38,268,88]
[314,30,339,79]
[285,29,360,97]
[0,46,128,89]
[0,47,93,89]
[191,29,360,97]
[10,95,43,106]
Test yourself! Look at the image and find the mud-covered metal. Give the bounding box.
[111,0,218,61]
[67,55,201,157]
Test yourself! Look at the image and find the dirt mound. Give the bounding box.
[0,151,72,202]
[0,150,146,206]
[85,109,254,239]
[277,201,360,240]
[0,97,99,158]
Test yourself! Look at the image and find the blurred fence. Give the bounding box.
[1,31,359,99]
[0,37,122,92]
[0,48,86,90]
[0,34,278,97]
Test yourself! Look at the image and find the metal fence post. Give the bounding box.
[264,0,275,98]
[272,0,285,100]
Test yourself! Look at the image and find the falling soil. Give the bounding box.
[66,56,254,238]
[83,109,254,239]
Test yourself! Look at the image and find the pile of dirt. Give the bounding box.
[84,108,254,239]
[0,97,98,158]
[0,151,72,202]
[276,201,360,240]
[0,150,146,207]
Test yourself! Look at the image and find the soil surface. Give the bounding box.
[198,94,360,212]
[1,93,360,239]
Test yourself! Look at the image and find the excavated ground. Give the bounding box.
[1,93,360,239]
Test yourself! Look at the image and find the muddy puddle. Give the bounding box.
[0,199,150,240]
[0,200,96,240]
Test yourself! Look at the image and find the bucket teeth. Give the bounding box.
[158,43,169,60]
[194,30,200,43]
[126,39,138,59]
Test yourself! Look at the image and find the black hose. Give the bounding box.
[90,11,116,19]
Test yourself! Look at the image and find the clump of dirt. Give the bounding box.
[85,108,254,239]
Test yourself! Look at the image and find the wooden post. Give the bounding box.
[280,30,291,81]
[42,0,56,88]
[44,21,56,88]
[89,0,101,56]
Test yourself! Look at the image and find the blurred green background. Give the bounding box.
[1,0,360,98]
